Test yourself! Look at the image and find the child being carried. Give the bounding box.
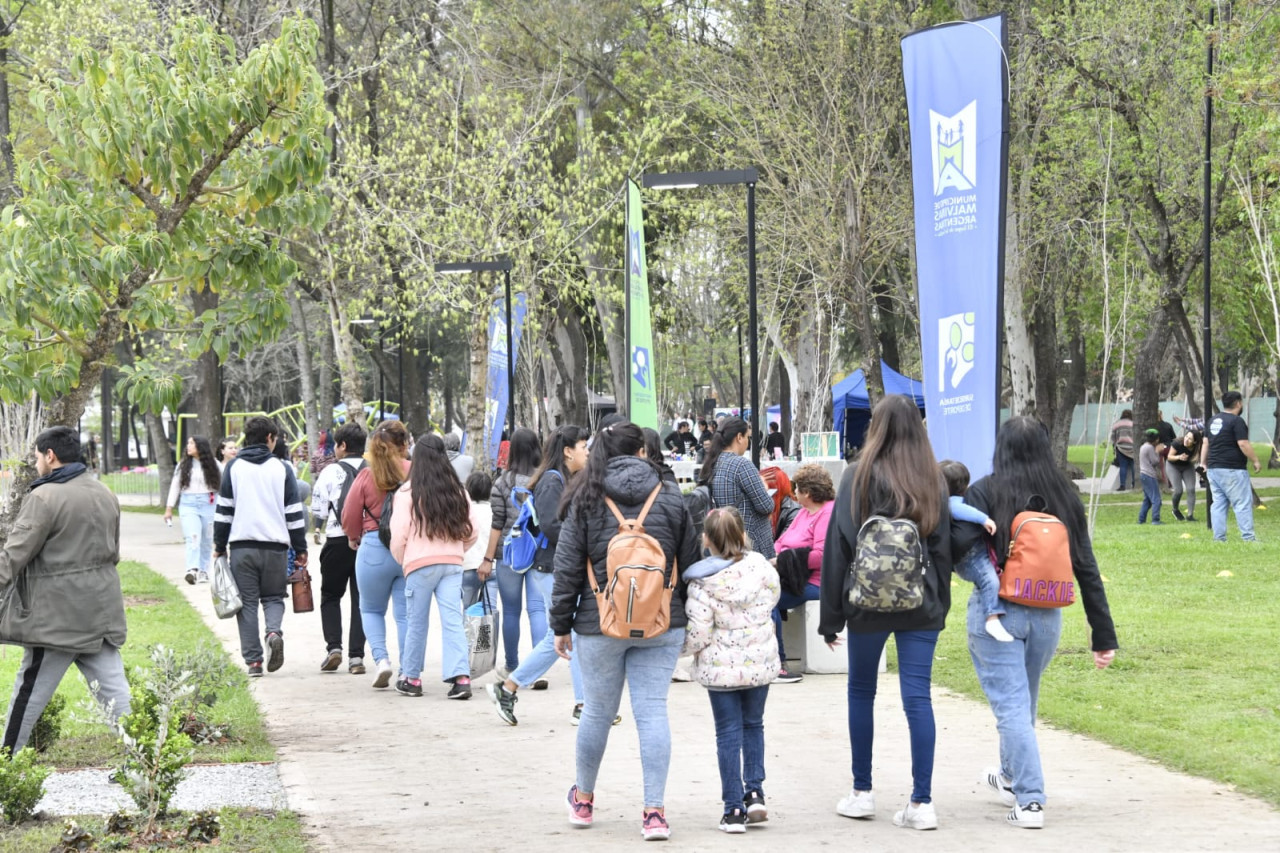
[940,460,1013,643]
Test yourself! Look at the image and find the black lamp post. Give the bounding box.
[435,258,516,441]
[643,169,762,465]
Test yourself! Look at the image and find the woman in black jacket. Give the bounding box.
[950,417,1117,830]
[551,421,700,840]
[818,395,952,832]
[485,425,589,725]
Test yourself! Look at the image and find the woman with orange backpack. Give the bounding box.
[550,421,700,840]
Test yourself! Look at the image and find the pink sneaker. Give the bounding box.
[642,809,670,841]
[566,785,593,827]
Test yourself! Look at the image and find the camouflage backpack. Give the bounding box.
[846,515,928,613]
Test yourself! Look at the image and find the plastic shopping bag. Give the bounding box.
[464,584,499,679]
[210,554,243,619]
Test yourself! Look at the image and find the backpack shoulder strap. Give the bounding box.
[604,483,662,528]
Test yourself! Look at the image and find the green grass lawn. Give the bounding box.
[0,809,308,852]
[0,561,272,767]
[926,501,1280,806]
[1069,443,1277,478]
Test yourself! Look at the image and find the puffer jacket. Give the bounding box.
[0,470,127,654]
[682,552,780,689]
[550,456,700,636]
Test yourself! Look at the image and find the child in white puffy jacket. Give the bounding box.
[682,506,781,834]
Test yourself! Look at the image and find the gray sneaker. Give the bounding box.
[486,682,519,725]
[265,632,284,673]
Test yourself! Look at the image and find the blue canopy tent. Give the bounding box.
[832,362,926,456]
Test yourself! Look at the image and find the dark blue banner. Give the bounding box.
[484,292,528,463]
[902,13,1008,479]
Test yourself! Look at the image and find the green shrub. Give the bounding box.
[0,746,51,824]
[30,692,67,753]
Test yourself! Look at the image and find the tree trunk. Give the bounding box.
[1133,303,1174,433]
[317,321,335,432]
[1005,214,1037,417]
[326,280,365,420]
[444,359,455,434]
[398,335,431,436]
[466,308,491,471]
[190,285,222,440]
[101,369,115,474]
[290,290,320,461]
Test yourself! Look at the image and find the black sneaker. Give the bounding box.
[246,662,263,678]
[744,790,768,823]
[774,667,803,684]
[448,679,472,700]
[184,569,198,585]
[320,649,342,672]
[719,808,747,834]
[1173,508,1186,521]
[396,677,423,697]
[265,632,284,672]
[486,682,519,725]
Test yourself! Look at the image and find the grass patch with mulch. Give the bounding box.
[924,500,1280,806]
[0,809,307,852]
[0,560,272,767]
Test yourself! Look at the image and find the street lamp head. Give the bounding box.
[642,168,759,190]
[434,258,514,274]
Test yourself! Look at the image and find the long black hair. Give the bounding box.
[561,421,647,518]
[530,424,589,490]
[699,415,749,483]
[407,434,473,541]
[504,427,542,480]
[179,436,220,492]
[851,395,942,535]
[986,416,1088,558]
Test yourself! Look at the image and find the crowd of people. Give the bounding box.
[1,399,1133,839]
[1111,391,1261,541]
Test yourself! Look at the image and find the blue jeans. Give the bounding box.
[574,628,685,808]
[461,569,499,610]
[509,570,584,702]
[708,686,769,811]
[966,594,1062,807]
[495,560,547,671]
[954,543,1003,617]
[401,564,468,682]
[1115,453,1133,489]
[178,492,216,571]
[772,581,820,661]
[355,531,406,666]
[846,629,940,804]
[1208,468,1255,542]
[1138,473,1162,523]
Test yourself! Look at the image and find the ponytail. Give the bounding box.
[699,416,749,484]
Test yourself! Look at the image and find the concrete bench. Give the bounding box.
[780,599,886,675]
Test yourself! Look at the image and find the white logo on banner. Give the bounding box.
[930,101,978,237]
[938,313,976,416]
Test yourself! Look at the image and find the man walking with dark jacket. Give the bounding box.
[309,422,367,674]
[214,416,308,676]
[1,426,131,752]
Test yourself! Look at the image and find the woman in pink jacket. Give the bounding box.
[770,464,835,682]
[389,434,478,699]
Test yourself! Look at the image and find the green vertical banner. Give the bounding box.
[626,179,659,430]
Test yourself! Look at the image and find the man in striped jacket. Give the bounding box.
[214,416,308,677]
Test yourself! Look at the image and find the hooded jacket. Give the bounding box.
[213,444,308,554]
[0,469,127,654]
[550,456,699,636]
[682,551,780,689]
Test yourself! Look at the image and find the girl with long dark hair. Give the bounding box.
[341,420,411,689]
[481,427,545,676]
[550,421,700,840]
[818,394,952,831]
[486,425,592,724]
[164,436,221,585]
[388,434,478,699]
[951,417,1116,829]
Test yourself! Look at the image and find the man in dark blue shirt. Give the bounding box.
[1200,391,1261,542]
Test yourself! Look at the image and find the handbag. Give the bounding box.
[290,567,315,613]
[463,583,499,679]
[210,554,243,619]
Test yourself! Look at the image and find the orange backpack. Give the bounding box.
[999,500,1076,608]
[587,485,677,639]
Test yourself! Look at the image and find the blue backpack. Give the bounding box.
[502,485,546,574]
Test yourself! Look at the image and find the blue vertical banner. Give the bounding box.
[484,292,528,463]
[902,13,1008,479]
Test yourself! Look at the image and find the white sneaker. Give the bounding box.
[372,659,394,689]
[892,801,937,830]
[983,768,1016,806]
[1007,801,1044,829]
[836,788,875,819]
[197,570,210,584]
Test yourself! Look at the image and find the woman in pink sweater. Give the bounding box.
[389,434,479,699]
[770,464,835,682]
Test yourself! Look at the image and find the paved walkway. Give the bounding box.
[121,514,1279,852]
